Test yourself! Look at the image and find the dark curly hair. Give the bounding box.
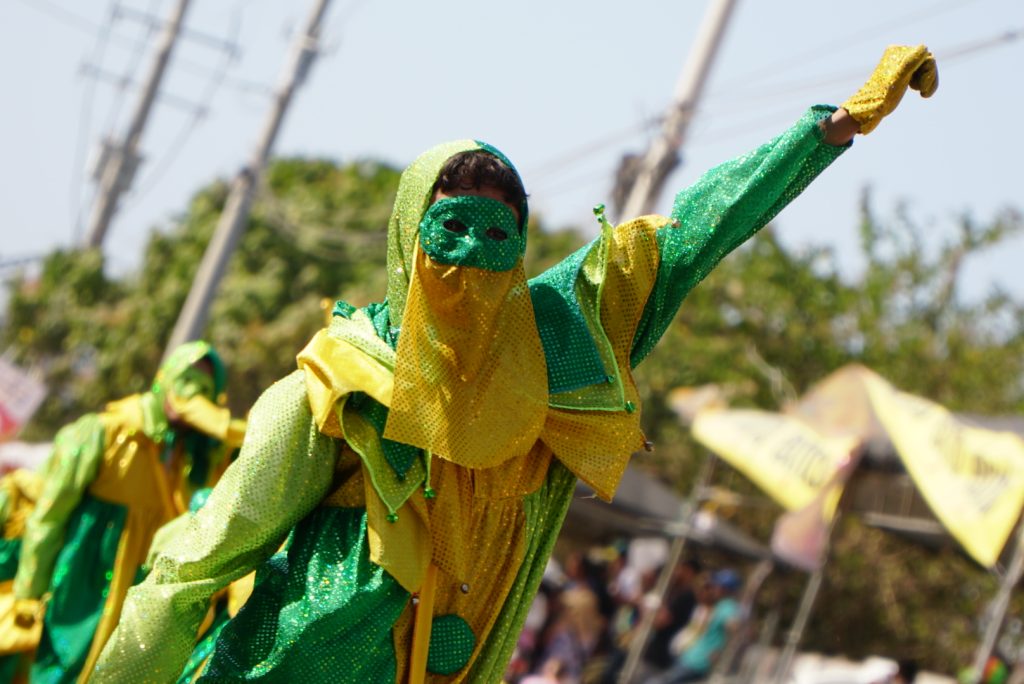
[431,150,528,213]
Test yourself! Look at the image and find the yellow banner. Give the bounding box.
[691,409,854,512]
[863,374,1024,567]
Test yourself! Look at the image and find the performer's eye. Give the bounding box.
[486,227,508,241]
[443,219,468,233]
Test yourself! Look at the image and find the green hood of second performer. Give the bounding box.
[151,340,228,410]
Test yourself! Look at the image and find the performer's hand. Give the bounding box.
[841,44,938,135]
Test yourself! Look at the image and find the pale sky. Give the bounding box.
[2,0,1022,302]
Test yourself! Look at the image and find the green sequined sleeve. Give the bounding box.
[92,371,338,684]
[630,105,849,365]
[13,413,105,599]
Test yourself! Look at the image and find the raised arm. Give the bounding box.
[629,44,937,365]
[629,104,849,365]
[91,371,338,683]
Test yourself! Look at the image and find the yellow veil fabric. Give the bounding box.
[381,142,549,470]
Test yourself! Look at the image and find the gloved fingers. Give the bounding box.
[909,53,938,97]
[882,44,929,73]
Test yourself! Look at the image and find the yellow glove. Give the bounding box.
[13,598,43,628]
[841,44,938,135]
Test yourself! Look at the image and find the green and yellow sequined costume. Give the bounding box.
[94,106,849,684]
[0,469,44,683]
[10,342,244,684]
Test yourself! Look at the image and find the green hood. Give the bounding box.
[383,140,528,331]
[152,340,227,408]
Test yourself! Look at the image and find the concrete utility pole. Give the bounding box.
[164,0,332,356]
[84,0,192,248]
[613,0,738,223]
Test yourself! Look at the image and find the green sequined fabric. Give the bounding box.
[0,538,20,582]
[93,371,340,683]
[196,507,407,683]
[528,242,609,394]
[14,414,106,602]
[426,614,476,675]
[152,341,227,407]
[32,495,127,684]
[348,394,420,480]
[630,105,848,366]
[419,196,524,271]
[175,606,230,684]
[94,113,852,683]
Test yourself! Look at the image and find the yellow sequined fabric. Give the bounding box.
[390,447,549,683]
[0,470,43,658]
[386,248,548,470]
[0,585,42,656]
[0,470,41,541]
[79,398,182,678]
[841,44,938,134]
[298,325,395,436]
[540,216,664,499]
[386,140,481,329]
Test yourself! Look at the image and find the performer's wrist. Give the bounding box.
[820,108,859,146]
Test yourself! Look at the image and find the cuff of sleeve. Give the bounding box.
[810,104,854,149]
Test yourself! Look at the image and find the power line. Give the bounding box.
[115,2,242,55]
[711,0,986,97]
[85,0,194,247]
[70,1,119,243]
[127,2,249,206]
[525,117,661,183]
[165,0,335,353]
[12,0,99,33]
[528,23,1024,199]
[0,255,46,272]
[101,0,161,138]
[689,27,1024,138]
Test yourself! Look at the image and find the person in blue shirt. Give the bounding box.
[645,569,743,684]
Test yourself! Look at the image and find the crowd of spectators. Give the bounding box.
[505,544,744,684]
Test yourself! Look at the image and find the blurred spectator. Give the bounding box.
[522,658,571,684]
[535,587,608,684]
[564,549,616,619]
[644,558,703,671]
[644,568,743,684]
[669,576,715,658]
[893,658,919,684]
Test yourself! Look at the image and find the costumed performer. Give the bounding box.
[0,469,43,682]
[9,341,246,684]
[94,45,937,684]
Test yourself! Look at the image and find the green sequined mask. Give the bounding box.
[418,196,524,272]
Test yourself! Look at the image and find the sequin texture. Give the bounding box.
[95,117,850,683]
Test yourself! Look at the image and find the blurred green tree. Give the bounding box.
[2,157,400,434]
[628,191,1024,672]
